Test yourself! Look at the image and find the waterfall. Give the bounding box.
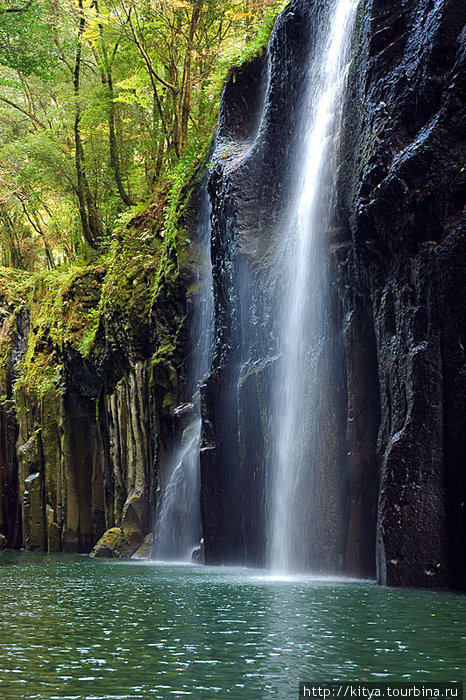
[269,0,359,573]
[154,187,213,562]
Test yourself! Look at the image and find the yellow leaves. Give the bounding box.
[165,0,191,9]
[115,75,151,110]
[83,22,100,45]
[80,1,111,45]
[83,123,109,139]
[225,9,253,21]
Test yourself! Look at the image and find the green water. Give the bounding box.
[0,554,464,699]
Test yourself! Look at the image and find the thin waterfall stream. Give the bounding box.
[270,0,359,573]
[154,187,214,562]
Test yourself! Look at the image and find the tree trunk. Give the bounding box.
[96,9,134,206]
[17,197,55,269]
[73,0,102,248]
[179,0,202,151]
[0,207,24,269]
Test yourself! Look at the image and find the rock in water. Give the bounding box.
[90,527,142,559]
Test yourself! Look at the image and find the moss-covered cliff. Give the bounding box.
[0,162,209,556]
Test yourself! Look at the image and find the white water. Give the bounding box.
[154,188,213,561]
[154,417,202,561]
[270,0,359,572]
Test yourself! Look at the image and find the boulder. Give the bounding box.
[90,526,142,559]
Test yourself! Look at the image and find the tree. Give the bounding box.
[0,0,285,267]
[72,0,103,247]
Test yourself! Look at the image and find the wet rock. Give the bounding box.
[121,491,146,552]
[90,526,141,559]
[61,392,105,553]
[22,471,46,551]
[191,537,205,564]
[0,309,27,550]
[131,533,153,560]
[338,0,465,589]
[202,0,465,588]
[46,505,61,553]
[174,403,195,433]
[90,527,124,558]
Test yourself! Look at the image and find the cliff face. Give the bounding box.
[0,180,207,557]
[339,0,466,589]
[201,0,465,588]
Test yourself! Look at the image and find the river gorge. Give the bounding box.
[0,0,465,695]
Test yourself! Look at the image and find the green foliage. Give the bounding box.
[0,1,58,77]
[0,265,32,311]
[0,0,288,397]
[0,0,286,266]
[208,0,288,94]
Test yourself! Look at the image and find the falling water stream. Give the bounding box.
[270,0,359,572]
[154,188,213,562]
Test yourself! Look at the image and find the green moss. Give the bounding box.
[89,526,123,558]
[89,525,143,559]
[98,191,167,325]
[11,263,106,396]
[207,1,288,96]
[161,391,175,414]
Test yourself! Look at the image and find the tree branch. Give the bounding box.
[0,96,44,128]
[0,0,32,13]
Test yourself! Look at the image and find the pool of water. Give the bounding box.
[0,553,464,698]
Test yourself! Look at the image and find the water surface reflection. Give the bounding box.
[0,554,464,698]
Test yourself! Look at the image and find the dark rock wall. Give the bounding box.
[9,363,154,555]
[201,0,465,588]
[338,0,466,588]
[0,308,187,555]
[0,309,26,549]
[201,1,319,568]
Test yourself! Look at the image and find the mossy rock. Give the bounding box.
[90,526,143,559]
[121,491,145,541]
[22,469,46,551]
[46,505,61,553]
[90,527,123,558]
[131,533,153,560]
